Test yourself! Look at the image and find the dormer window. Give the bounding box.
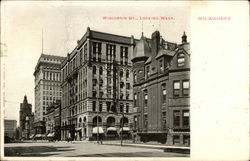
[177,53,185,67]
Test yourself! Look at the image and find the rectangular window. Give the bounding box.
[99,103,102,112]
[173,81,180,96]
[162,84,167,103]
[126,103,129,113]
[134,93,137,106]
[173,110,180,127]
[106,44,116,61]
[183,135,190,145]
[173,135,180,145]
[107,102,111,112]
[183,80,190,96]
[126,83,130,90]
[92,101,96,112]
[183,110,190,127]
[144,90,148,107]
[120,103,124,113]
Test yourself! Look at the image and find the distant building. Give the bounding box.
[19,95,33,139]
[45,100,61,141]
[132,31,190,146]
[61,27,135,140]
[4,119,17,139]
[33,54,65,135]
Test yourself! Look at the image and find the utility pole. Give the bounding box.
[97,109,99,144]
[121,106,124,146]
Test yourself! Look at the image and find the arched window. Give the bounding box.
[107,117,116,127]
[120,70,123,77]
[177,53,185,67]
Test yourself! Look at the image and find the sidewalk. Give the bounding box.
[99,140,190,154]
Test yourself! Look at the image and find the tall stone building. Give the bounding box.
[132,31,190,146]
[33,54,65,134]
[61,27,135,140]
[19,95,33,139]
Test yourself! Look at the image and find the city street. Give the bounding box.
[4,141,189,157]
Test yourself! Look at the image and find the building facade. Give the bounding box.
[132,31,190,146]
[4,119,17,139]
[19,95,33,139]
[33,54,65,134]
[45,100,61,141]
[61,27,135,140]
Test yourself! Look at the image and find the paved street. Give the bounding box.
[4,141,189,157]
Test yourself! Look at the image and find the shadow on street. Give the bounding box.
[5,146,74,157]
[68,151,189,157]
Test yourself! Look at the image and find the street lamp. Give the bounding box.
[121,106,124,146]
[97,109,99,144]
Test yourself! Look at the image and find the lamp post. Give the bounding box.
[97,109,99,144]
[121,108,124,146]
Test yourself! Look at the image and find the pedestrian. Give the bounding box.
[68,133,71,143]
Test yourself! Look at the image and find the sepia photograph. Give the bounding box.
[1,1,249,161]
[1,1,190,158]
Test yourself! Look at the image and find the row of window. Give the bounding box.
[63,42,130,81]
[92,66,130,78]
[134,80,189,107]
[173,80,190,97]
[173,135,190,145]
[133,53,187,83]
[43,57,63,62]
[92,101,130,113]
[173,110,190,127]
[43,72,61,81]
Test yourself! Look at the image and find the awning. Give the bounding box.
[76,127,82,131]
[35,134,42,137]
[29,134,34,138]
[92,127,104,134]
[107,127,117,131]
[41,134,46,137]
[47,133,55,137]
[120,127,130,132]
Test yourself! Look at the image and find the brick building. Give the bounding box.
[61,27,135,140]
[132,31,190,146]
[33,54,65,135]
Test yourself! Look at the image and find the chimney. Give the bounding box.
[151,31,160,58]
[182,31,187,44]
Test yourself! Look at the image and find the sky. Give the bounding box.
[1,1,190,126]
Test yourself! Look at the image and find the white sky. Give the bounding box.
[1,1,190,125]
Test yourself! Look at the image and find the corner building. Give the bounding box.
[132,31,190,146]
[61,27,135,140]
